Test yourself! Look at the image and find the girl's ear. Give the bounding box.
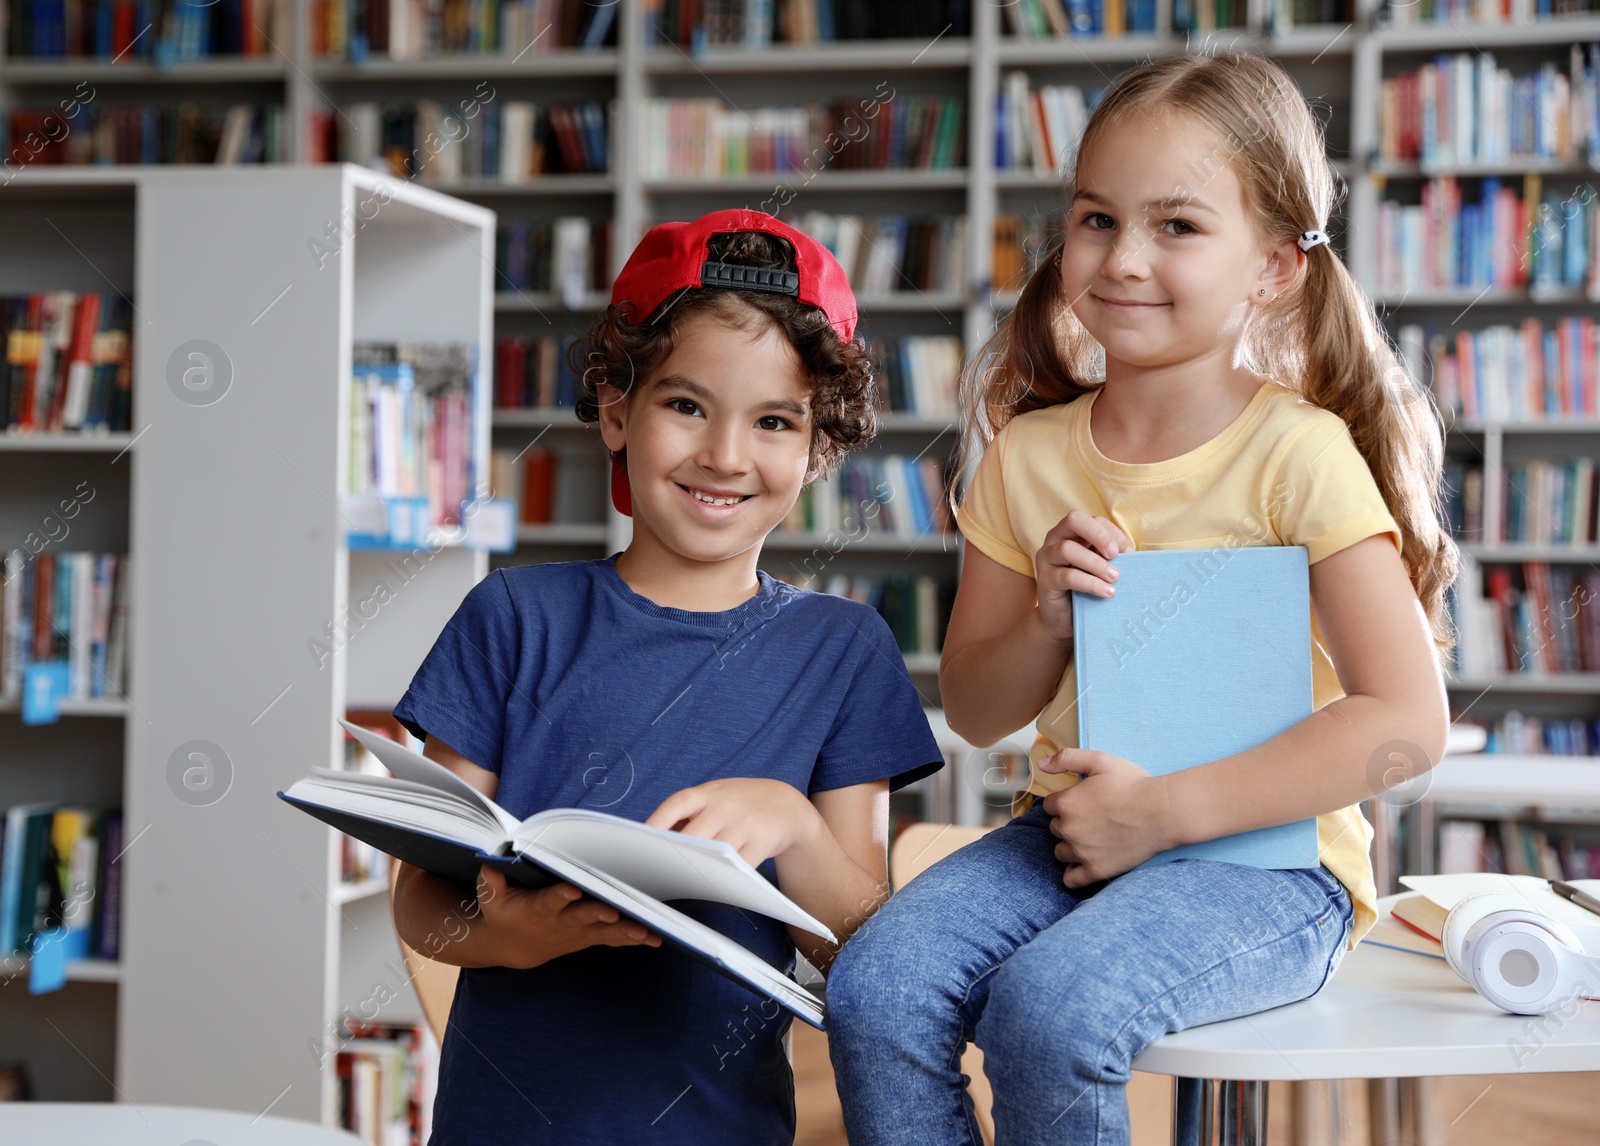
[596,381,630,452]
[1253,241,1306,305]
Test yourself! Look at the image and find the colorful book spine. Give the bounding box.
[1,293,133,434]
[641,96,966,180]
[346,343,480,544]
[0,553,129,703]
[778,454,953,539]
[1408,316,1599,421]
[1378,48,1594,166]
[6,105,283,166]
[1449,555,1600,676]
[1376,175,1596,295]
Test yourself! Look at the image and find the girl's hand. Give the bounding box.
[646,778,821,868]
[474,864,661,969]
[1035,510,1135,644]
[1038,747,1176,888]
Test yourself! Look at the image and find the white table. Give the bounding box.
[0,1104,363,1145]
[1132,895,1600,1145]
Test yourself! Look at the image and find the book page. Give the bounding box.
[514,808,836,942]
[515,843,825,1028]
[339,718,519,836]
[1400,873,1600,932]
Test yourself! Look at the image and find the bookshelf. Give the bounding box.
[0,165,493,1120]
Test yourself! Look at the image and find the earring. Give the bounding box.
[1258,288,1267,296]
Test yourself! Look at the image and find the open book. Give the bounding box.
[278,720,833,1028]
[1369,874,1600,965]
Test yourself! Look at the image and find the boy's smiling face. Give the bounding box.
[598,307,814,569]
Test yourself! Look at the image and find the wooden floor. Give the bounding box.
[793,1023,1600,1144]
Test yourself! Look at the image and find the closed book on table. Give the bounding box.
[1072,545,1318,870]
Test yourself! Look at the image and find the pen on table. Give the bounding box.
[1550,880,1600,919]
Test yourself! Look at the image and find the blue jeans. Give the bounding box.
[826,805,1353,1146]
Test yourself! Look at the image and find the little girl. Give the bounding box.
[826,53,1456,1145]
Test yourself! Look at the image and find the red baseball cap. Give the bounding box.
[611,209,858,341]
[605,209,859,516]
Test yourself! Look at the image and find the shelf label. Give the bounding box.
[21,663,68,725]
[29,928,67,995]
[464,498,516,552]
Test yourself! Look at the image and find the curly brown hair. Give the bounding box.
[571,230,878,477]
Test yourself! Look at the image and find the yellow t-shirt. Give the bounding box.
[956,380,1403,948]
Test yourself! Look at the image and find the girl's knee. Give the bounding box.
[978,952,1132,1086]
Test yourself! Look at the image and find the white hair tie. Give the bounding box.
[1298,230,1330,252]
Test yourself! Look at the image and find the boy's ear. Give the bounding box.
[596,382,629,452]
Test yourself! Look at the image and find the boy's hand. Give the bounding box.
[474,864,661,969]
[1035,510,1134,644]
[645,778,821,868]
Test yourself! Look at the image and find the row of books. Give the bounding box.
[0,804,123,963]
[0,554,130,705]
[327,101,609,180]
[792,213,968,296]
[2,293,132,435]
[335,1021,437,1146]
[639,95,966,180]
[1441,460,1485,541]
[1374,175,1597,295]
[647,0,969,46]
[1405,316,1599,422]
[1003,0,1351,35]
[6,0,286,58]
[993,211,1063,293]
[1378,48,1599,168]
[778,454,953,538]
[1449,554,1600,675]
[1003,0,1157,35]
[493,331,962,416]
[1437,818,1599,880]
[312,0,615,59]
[344,343,478,547]
[996,73,1092,176]
[1453,712,1600,756]
[487,447,606,527]
[864,335,963,419]
[496,217,612,297]
[8,104,284,167]
[493,335,579,410]
[495,212,971,301]
[1379,0,1600,28]
[1445,457,1600,545]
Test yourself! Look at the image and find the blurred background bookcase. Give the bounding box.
[3,0,1600,1127]
[0,165,494,1130]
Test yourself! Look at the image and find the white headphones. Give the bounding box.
[1441,891,1600,1015]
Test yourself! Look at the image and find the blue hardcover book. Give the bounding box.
[1072,545,1319,869]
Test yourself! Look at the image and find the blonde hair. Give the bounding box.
[960,52,1458,655]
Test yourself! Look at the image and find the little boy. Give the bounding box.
[390,209,943,1145]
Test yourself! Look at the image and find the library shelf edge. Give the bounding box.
[117,164,493,1125]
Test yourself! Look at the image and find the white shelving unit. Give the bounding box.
[122,165,491,1125]
[0,169,138,1103]
[0,165,492,1118]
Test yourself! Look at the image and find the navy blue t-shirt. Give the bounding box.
[392,556,943,1146]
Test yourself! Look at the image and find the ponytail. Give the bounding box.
[950,240,1101,511]
[1261,247,1459,657]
